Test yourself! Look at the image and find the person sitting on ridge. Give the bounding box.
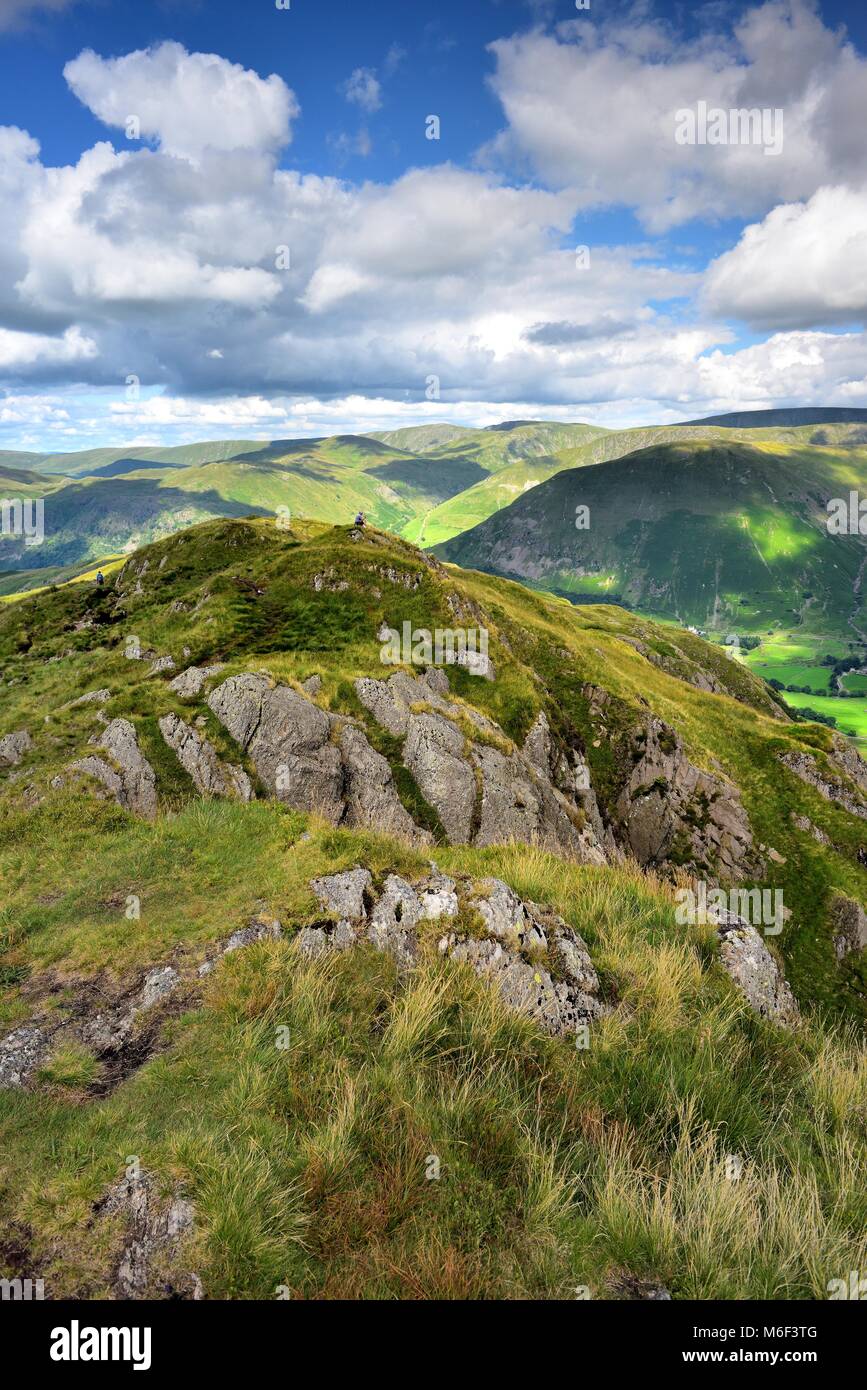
[95,569,105,587]
[354,511,366,527]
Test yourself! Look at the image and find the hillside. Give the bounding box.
[5,411,867,588]
[437,440,867,639]
[0,518,865,1300]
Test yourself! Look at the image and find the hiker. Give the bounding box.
[354,511,366,527]
[95,570,105,587]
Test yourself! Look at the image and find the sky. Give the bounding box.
[0,0,866,451]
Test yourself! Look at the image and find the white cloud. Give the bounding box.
[0,325,96,370]
[483,0,867,230]
[342,67,382,113]
[703,185,867,329]
[64,42,298,162]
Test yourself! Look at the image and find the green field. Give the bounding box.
[781,691,867,739]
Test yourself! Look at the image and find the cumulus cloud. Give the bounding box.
[64,42,298,161]
[0,20,865,446]
[703,186,867,329]
[0,325,95,370]
[342,67,382,113]
[483,0,867,230]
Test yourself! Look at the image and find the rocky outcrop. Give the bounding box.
[300,869,607,1038]
[94,1169,201,1300]
[828,894,867,961]
[168,664,226,699]
[0,729,32,768]
[615,715,754,880]
[403,713,476,843]
[354,673,607,859]
[158,713,253,801]
[82,965,182,1054]
[70,718,158,819]
[338,724,426,841]
[208,674,344,819]
[207,673,429,842]
[713,910,799,1025]
[779,749,867,820]
[68,689,112,708]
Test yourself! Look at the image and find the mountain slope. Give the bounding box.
[437,439,867,641]
[0,517,864,1301]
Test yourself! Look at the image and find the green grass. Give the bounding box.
[1,515,866,1300]
[1,828,864,1299]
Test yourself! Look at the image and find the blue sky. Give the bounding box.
[0,0,865,450]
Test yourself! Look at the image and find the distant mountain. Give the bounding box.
[4,409,867,592]
[682,408,867,429]
[436,439,867,642]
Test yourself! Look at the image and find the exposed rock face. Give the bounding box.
[713,910,799,1025]
[70,718,158,819]
[208,674,344,819]
[299,870,607,1038]
[828,894,867,961]
[168,665,225,699]
[779,749,867,820]
[199,912,283,974]
[207,673,426,841]
[94,1169,201,1300]
[148,655,176,676]
[311,867,372,920]
[158,713,253,801]
[616,715,754,879]
[338,724,427,841]
[0,1025,45,1088]
[790,812,830,844]
[0,911,287,1094]
[354,673,607,859]
[0,729,32,768]
[403,713,476,843]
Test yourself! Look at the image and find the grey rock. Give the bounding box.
[139,966,180,1010]
[403,713,476,843]
[208,674,344,820]
[522,710,554,777]
[417,873,459,921]
[370,875,424,932]
[0,1025,46,1088]
[338,723,429,843]
[148,655,176,676]
[828,894,867,961]
[296,926,331,957]
[779,750,867,820]
[790,812,830,844]
[69,689,112,708]
[168,665,226,699]
[714,910,799,1025]
[0,729,32,768]
[71,718,158,819]
[311,868,372,921]
[616,715,753,879]
[441,936,603,1036]
[96,1170,198,1300]
[223,914,283,955]
[421,668,450,696]
[301,674,322,696]
[158,713,253,801]
[354,675,410,736]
